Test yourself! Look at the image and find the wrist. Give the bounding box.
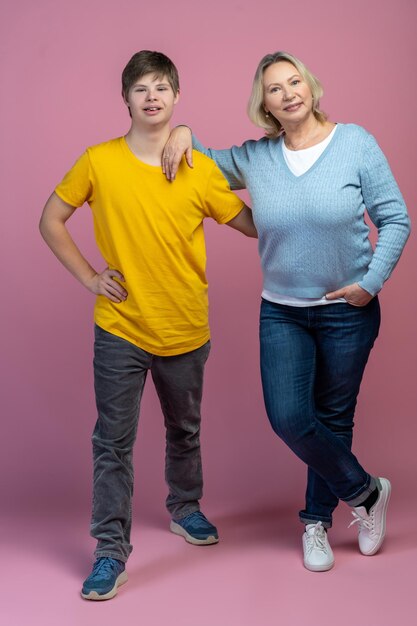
[82,269,98,292]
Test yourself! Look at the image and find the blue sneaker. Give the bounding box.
[170,511,219,545]
[81,557,128,601]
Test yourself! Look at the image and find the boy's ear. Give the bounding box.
[122,90,129,107]
[174,89,180,105]
[122,91,132,118]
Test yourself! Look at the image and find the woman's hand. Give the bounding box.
[162,126,193,181]
[325,283,373,307]
[87,268,127,303]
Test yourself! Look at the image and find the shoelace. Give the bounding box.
[348,510,374,531]
[183,511,207,525]
[306,522,327,553]
[92,558,120,578]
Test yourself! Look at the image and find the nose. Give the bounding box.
[282,86,295,101]
[146,91,157,101]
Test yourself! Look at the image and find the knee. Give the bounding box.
[318,408,355,434]
[266,408,314,446]
[166,419,201,444]
[92,419,137,452]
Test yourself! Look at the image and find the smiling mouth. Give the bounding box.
[143,106,162,111]
[284,103,302,111]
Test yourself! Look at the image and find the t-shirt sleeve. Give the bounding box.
[54,150,94,208]
[202,162,245,224]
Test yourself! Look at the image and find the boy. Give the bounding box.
[39,50,256,601]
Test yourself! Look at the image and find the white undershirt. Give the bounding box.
[282,125,337,176]
[262,126,345,307]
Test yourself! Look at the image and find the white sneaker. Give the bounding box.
[349,477,391,556]
[302,522,335,572]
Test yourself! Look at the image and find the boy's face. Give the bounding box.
[124,73,179,128]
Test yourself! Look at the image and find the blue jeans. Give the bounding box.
[91,325,211,562]
[259,298,381,528]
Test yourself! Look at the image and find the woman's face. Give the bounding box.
[262,61,314,127]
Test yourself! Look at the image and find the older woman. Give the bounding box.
[162,52,410,571]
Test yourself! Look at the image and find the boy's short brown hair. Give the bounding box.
[122,50,180,99]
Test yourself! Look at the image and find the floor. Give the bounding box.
[3,496,416,626]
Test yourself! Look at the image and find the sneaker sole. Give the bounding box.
[81,570,128,601]
[361,477,391,556]
[303,558,335,572]
[170,521,219,545]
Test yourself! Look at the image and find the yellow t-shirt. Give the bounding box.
[55,137,244,356]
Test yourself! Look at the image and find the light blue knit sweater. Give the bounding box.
[193,124,410,297]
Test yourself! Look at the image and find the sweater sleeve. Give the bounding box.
[192,136,248,190]
[358,134,411,296]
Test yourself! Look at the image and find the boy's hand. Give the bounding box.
[88,268,127,303]
[162,125,193,181]
[325,283,373,307]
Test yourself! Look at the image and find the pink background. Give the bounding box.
[1,0,416,624]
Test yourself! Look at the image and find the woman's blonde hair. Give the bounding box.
[247,51,327,138]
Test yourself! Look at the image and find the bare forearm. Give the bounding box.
[226,205,258,238]
[39,193,127,303]
[40,217,98,288]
